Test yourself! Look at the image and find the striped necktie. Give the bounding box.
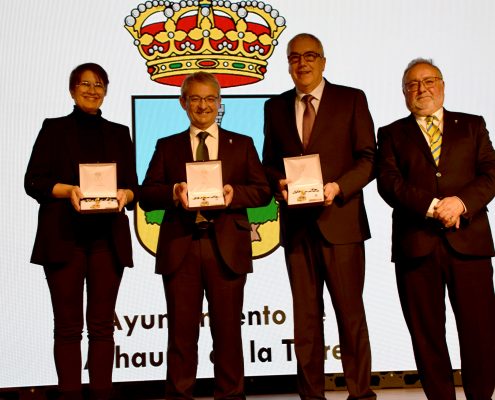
[425,115,442,165]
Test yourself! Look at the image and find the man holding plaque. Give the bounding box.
[140,72,271,400]
[262,33,376,399]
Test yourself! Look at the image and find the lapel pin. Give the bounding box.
[229,139,232,144]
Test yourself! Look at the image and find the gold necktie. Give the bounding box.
[302,94,316,149]
[425,115,442,165]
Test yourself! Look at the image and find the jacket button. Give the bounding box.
[436,172,442,177]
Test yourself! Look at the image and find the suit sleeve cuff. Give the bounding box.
[454,196,467,215]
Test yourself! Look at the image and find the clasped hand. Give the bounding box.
[433,196,464,229]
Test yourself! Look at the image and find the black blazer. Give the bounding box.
[262,80,376,247]
[377,110,495,261]
[25,108,139,266]
[140,128,271,275]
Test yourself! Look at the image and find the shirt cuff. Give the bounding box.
[173,183,180,206]
[426,198,440,218]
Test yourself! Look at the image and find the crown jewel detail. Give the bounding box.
[125,0,286,87]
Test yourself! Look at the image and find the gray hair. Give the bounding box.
[180,72,221,98]
[402,58,443,88]
[286,33,325,57]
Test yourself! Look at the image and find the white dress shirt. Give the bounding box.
[189,123,219,160]
[295,79,325,142]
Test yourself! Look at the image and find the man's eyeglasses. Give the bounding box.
[404,77,442,93]
[187,96,219,105]
[76,81,106,93]
[288,51,323,65]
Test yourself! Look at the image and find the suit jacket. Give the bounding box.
[24,108,139,267]
[262,80,376,247]
[376,110,495,262]
[139,128,271,275]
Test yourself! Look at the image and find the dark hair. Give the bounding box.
[69,63,109,92]
[180,71,220,98]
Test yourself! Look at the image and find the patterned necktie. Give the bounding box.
[302,94,316,149]
[196,131,210,161]
[425,115,442,165]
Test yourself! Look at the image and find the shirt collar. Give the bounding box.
[416,107,444,123]
[296,78,325,102]
[189,123,219,140]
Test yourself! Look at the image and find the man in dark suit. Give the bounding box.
[377,58,495,400]
[140,72,271,400]
[262,33,376,400]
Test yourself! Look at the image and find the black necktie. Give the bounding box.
[194,131,211,224]
[196,131,210,161]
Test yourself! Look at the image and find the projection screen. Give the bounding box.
[1,0,494,388]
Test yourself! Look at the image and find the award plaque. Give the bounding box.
[284,154,324,206]
[186,160,225,209]
[79,163,119,213]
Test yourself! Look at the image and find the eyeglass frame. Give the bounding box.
[76,81,106,93]
[185,95,219,105]
[287,51,323,65]
[403,76,443,93]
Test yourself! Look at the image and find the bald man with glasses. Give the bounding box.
[262,33,376,400]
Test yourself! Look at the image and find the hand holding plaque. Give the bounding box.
[79,163,119,213]
[186,160,225,209]
[283,154,324,206]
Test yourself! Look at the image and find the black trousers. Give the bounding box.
[284,224,375,400]
[44,239,123,396]
[396,239,495,400]
[162,229,247,400]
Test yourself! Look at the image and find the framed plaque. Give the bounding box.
[284,154,324,206]
[186,160,225,209]
[79,163,119,213]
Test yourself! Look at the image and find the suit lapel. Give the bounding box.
[404,114,438,168]
[406,109,457,169]
[283,90,304,153]
[214,129,236,191]
[179,129,194,163]
[438,109,458,169]
[307,80,332,148]
[218,128,235,179]
[306,80,346,151]
[218,128,228,160]
[65,117,83,178]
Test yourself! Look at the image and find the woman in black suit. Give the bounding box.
[24,63,138,400]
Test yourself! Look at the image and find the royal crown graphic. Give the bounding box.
[125,0,286,87]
